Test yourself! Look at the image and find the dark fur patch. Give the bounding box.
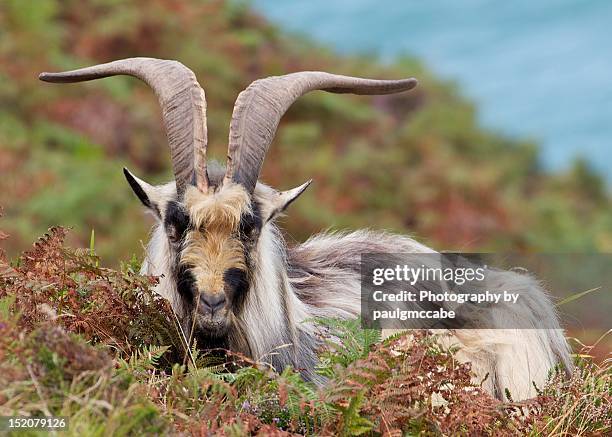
[164,201,190,242]
[194,330,230,351]
[238,200,262,275]
[236,201,262,280]
[238,201,262,242]
[176,264,196,301]
[224,267,249,312]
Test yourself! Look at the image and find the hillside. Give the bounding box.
[1,0,611,263]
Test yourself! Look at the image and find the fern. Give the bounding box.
[315,317,381,377]
[117,344,170,375]
[334,390,374,436]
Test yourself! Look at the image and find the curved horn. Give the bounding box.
[224,71,417,193]
[39,57,209,196]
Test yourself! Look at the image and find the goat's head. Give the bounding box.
[39,58,417,338]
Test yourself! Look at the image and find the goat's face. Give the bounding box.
[171,183,255,337]
[123,168,310,338]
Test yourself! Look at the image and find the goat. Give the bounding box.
[40,58,572,400]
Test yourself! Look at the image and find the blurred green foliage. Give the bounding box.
[1,0,611,262]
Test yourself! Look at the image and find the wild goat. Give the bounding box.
[40,57,571,400]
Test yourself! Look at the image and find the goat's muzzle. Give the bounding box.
[200,292,226,315]
[195,291,231,337]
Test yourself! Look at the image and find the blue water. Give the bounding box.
[253,0,612,179]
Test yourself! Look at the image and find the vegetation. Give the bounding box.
[1,226,609,435]
[0,0,610,434]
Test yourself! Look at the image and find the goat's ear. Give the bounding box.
[123,168,162,219]
[262,180,312,223]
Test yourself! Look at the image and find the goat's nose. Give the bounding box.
[200,293,226,314]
